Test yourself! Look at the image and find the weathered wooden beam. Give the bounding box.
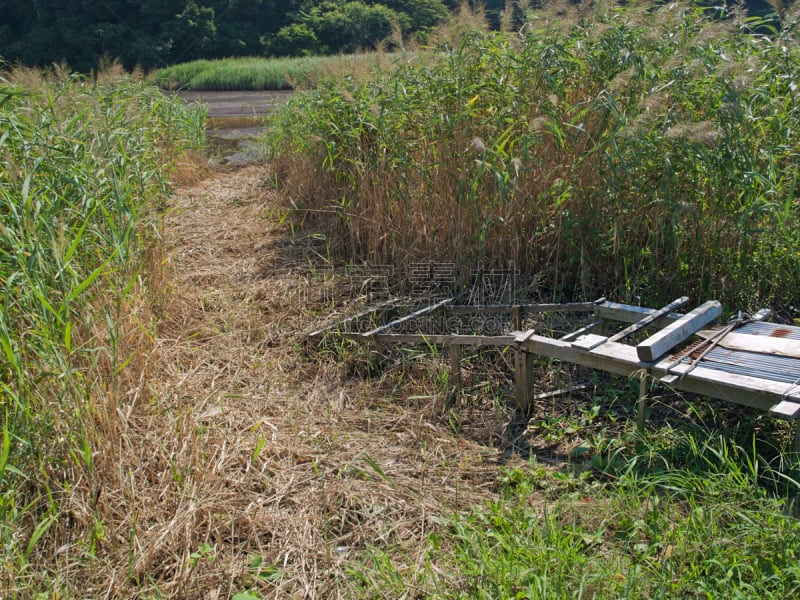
[444,301,598,315]
[370,333,517,346]
[636,300,722,361]
[608,297,690,343]
[595,300,682,324]
[361,297,453,337]
[308,298,400,337]
[515,350,534,413]
[637,372,648,431]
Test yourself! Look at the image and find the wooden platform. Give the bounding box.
[310,297,800,449]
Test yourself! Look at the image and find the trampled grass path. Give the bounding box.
[123,165,504,597]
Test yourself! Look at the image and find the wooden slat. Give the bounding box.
[608,296,690,343]
[636,300,722,361]
[371,333,516,346]
[571,334,609,351]
[361,297,452,337]
[770,400,800,420]
[695,330,800,359]
[560,319,607,342]
[308,298,400,337]
[595,300,682,324]
[445,301,598,315]
[449,344,462,397]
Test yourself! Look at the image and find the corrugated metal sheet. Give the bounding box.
[695,346,800,385]
[737,321,800,341]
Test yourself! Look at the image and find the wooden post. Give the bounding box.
[449,344,462,399]
[637,372,647,432]
[794,422,800,455]
[790,422,800,516]
[512,305,521,331]
[515,350,535,413]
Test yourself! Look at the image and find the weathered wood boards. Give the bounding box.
[311,297,800,428]
[608,296,690,343]
[519,332,800,419]
[695,329,800,359]
[571,297,690,352]
[636,300,722,361]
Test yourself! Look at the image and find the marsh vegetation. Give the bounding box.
[2,2,800,598]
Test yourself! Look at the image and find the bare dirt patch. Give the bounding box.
[94,164,518,598]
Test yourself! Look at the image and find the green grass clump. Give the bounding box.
[152,53,397,91]
[0,69,204,591]
[346,428,800,598]
[268,3,800,308]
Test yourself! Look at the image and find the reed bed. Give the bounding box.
[152,53,401,91]
[0,68,204,593]
[268,3,800,309]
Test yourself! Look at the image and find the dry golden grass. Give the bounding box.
[54,163,536,598]
[169,149,213,187]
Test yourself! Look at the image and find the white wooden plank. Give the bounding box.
[696,329,800,359]
[571,334,609,351]
[636,300,722,361]
[560,319,606,342]
[514,329,537,343]
[770,400,800,420]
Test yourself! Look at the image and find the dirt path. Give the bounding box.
[108,164,506,598]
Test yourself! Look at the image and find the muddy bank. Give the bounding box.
[177,90,294,117]
[177,90,294,165]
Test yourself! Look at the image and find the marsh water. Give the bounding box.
[177,90,294,165]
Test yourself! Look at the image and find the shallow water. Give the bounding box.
[176,90,294,165]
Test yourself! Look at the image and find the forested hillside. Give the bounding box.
[0,0,459,71]
[1,1,783,72]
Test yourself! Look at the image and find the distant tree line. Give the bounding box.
[0,0,460,71]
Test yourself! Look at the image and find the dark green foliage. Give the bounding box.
[304,1,400,53]
[0,0,449,70]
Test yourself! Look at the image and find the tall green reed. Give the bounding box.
[269,3,799,308]
[152,53,396,91]
[0,70,203,589]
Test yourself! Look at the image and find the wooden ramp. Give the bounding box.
[310,297,800,449]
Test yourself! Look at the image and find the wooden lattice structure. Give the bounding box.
[310,297,800,450]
